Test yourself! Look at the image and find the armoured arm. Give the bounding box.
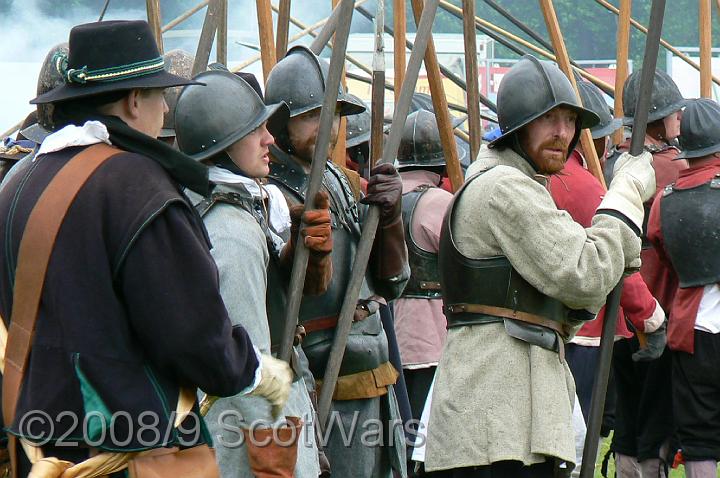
[119,203,260,398]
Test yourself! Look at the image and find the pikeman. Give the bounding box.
[393,110,453,425]
[607,69,687,478]
[423,55,654,477]
[647,98,720,478]
[174,69,332,478]
[264,45,410,478]
[0,21,291,477]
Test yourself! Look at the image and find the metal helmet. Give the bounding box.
[23,42,69,143]
[174,70,290,161]
[489,55,599,148]
[676,98,720,160]
[577,80,622,139]
[398,110,449,169]
[160,49,195,138]
[264,45,365,118]
[622,68,685,126]
[345,94,370,147]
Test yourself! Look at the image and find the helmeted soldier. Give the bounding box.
[158,49,194,146]
[0,20,292,477]
[175,69,332,478]
[606,69,686,478]
[423,55,655,477]
[646,98,720,478]
[264,45,410,478]
[344,93,370,176]
[548,81,667,474]
[393,110,453,432]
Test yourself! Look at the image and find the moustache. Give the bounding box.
[540,140,569,154]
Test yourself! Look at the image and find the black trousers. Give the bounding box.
[422,460,555,478]
[610,336,674,461]
[672,330,720,461]
[404,367,436,423]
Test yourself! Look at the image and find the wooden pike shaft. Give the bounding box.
[276,0,293,59]
[192,0,221,76]
[410,0,463,192]
[332,0,347,168]
[317,0,442,426]
[216,0,228,65]
[393,0,406,106]
[613,0,631,145]
[438,0,614,96]
[700,0,713,98]
[371,0,386,170]
[279,0,355,366]
[257,0,277,81]
[462,0,482,160]
[539,0,605,188]
[146,0,164,54]
[162,1,209,33]
[595,0,720,88]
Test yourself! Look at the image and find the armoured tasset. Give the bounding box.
[439,173,589,350]
[401,185,442,299]
[174,70,289,161]
[489,54,599,151]
[622,68,685,126]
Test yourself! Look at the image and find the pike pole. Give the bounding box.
[579,1,667,476]
[192,0,221,76]
[370,1,385,172]
[462,0,482,160]
[613,0,631,146]
[316,0,442,427]
[278,0,355,364]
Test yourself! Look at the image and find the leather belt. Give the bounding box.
[419,281,442,290]
[444,303,568,338]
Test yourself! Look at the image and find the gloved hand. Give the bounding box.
[632,320,667,362]
[361,163,402,225]
[281,191,333,295]
[598,151,656,232]
[249,354,293,418]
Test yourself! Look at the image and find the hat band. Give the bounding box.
[54,52,165,85]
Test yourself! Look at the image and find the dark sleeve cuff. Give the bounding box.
[596,209,642,237]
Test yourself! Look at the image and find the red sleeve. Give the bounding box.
[619,271,659,331]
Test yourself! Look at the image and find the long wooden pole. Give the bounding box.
[462,0,482,160]
[317,0,442,426]
[613,0,631,145]
[276,0,293,59]
[538,0,603,189]
[371,1,386,171]
[701,0,713,98]
[393,0,406,107]
[162,1,209,33]
[257,0,277,81]
[410,0,463,192]
[595,0,720,88]
[580,2,667,475]
[332,0,347,168]
[216,0,228,65]
[192,0,221,75]
[146,0,164,54]
[438,0,614,96]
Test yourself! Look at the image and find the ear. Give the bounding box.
[124,89,143,121]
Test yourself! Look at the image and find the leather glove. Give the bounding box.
[361,163,402,225]
[632,320,667,362]
[598,151,656,232]
[281,191,333,295]
[249,354,293,419]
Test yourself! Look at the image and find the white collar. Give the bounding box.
[36,121,111,159]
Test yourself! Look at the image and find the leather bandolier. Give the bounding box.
[266,146,395,397]
[400,185,442,299]
[439,171,590,352]
[660,174,720,288]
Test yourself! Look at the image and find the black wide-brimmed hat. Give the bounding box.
[32,20,201,105]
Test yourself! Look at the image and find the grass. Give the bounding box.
[593,435,720,477]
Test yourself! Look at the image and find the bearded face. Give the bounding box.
[517,106,578,175]
[286,107,341,167]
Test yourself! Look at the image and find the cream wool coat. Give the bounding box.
[424,145,640,472]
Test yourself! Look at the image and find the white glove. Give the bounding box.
[598,151,656,231]
[249,354,293,419]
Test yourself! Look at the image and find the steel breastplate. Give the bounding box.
[267,149,389,377]
[401,185,442,299]
[660,175,720,288]
[439,172,575,329]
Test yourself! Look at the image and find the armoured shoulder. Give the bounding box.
[267,146,307,202]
